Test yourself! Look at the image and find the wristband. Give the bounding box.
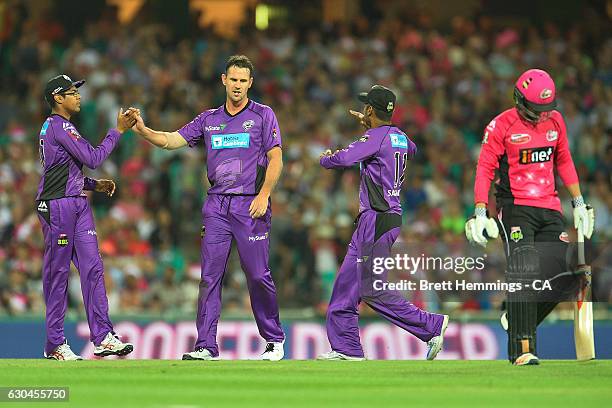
[475,207,487,217]
[572,196,585,208]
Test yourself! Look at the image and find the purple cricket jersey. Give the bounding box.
[36,114,121,200]
[320,125,416,214]
[177,100,282,195]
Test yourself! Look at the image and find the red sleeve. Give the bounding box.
[474,118,505,204]
[553,113,579,186]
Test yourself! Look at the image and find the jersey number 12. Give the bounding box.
[39,139,46,167]
[393,151,408,188]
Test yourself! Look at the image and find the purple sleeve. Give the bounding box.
[84,177,97,191]
[263,108,282,151]
[177,111,207,148]
[320,133,380,169]
[54,124,121,170]
[408,139,417,159]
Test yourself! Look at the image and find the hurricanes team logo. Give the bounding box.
[242,120,254,131]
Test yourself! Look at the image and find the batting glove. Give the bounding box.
[465,207,499,248]
[572,196,594,239]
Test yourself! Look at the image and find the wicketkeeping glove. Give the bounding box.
[465,207,499,248]
[572,196,594,239]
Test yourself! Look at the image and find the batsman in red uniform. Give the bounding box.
[465,69,595,365]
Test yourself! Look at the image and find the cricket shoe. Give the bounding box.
[45,341,83,361]
[500,312,508,331]
[316,351,366,361]
[426,314,449,360]
[513,353,540,366]
[182,347,219,361]
[259,341,284,361]
[93,332,134,357]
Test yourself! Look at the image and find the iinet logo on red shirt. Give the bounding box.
[519,147,554,164]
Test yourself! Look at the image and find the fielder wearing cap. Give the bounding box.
[317,84,449,361]
[36,74,138,360]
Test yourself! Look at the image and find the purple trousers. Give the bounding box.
[37,196,113,354]
[326,210,444,358]
[195,194,284,356]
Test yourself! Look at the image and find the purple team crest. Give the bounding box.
[242,119,255,131]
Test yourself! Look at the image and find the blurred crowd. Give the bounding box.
[1,2,610,318]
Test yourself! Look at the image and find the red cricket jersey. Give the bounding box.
[474,108,578,213]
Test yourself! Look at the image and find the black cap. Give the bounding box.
[44,75,85,104]
[358,85,396,113]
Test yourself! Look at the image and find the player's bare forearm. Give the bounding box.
[566,183,582,199]
[132,114,186,150]
[259,147,283,197]
[137,128,186,150]
[137,126,169,148]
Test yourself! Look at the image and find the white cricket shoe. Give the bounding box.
[45,341,83,361]
[259,342,284,361]
[514,352,539,366]
[316,350,365,361]
[182,347,219,361]
[500,312,508,331]
[426,314,449,360]
[93,332,134,357]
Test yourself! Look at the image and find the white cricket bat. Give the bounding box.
[574,223,595,360]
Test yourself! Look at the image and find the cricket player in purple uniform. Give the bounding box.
[132,55,285,361]
[36,74,136,360]
[317,85,449,360]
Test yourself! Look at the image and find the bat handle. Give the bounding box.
[577,222,585,266]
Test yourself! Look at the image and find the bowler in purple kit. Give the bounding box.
[36,74,136,360]
[133,55,285,361]
[317,85,449,360]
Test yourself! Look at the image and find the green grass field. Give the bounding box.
[0,360,610,407]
